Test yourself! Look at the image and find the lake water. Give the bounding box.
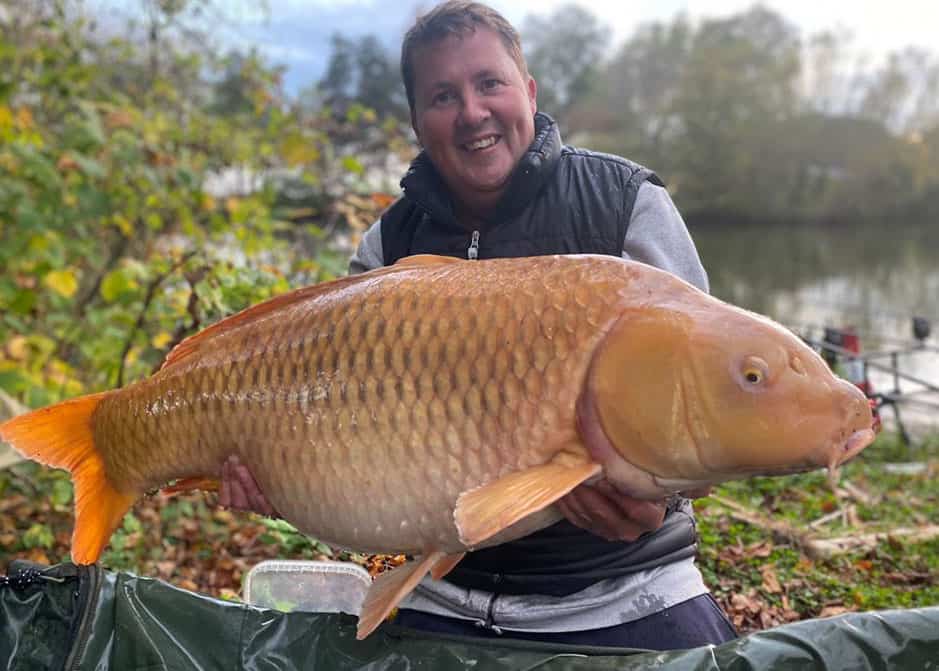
[691,219,939,435]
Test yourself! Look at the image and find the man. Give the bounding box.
[224,0,737,650]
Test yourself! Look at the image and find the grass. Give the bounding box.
[696,430,939,631]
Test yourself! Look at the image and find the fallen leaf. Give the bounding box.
[746,541,773,558]
[854,559,874,572]
[761,566,782,594]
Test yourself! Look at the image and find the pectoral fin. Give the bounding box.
[430,552,465,580]
[454,458,602,547]
[357,550,448,640]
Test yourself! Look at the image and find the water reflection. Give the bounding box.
[692,220,939,432]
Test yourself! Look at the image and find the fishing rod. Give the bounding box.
[788,319,937,355]
[800,338,939,395]
[799,328,939,449]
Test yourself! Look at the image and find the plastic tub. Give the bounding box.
[243,560,372,615]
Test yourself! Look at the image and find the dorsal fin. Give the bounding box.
[159,262,432,372]
[393,254,462,268]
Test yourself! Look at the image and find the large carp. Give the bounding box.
[0,254,875,638]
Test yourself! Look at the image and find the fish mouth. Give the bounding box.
[826,427,877,478]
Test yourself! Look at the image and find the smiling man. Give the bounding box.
[341,0,736,651]
[404,19,537,219]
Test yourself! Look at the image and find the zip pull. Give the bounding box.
[468,230,480,260]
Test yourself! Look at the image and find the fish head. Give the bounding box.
[682,303,876,479]
[580,280,877,496]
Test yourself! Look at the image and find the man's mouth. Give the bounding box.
[462,135,500,152]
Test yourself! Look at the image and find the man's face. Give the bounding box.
[410,27,537,214]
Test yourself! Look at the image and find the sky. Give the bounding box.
[97,0,939,96]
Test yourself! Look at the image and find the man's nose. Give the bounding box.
[459,91,490,127]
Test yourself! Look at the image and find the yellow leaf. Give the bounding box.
[225,197,240,214]
[44,269,78,298]
[64,379,85,397]
[151,332,173,349]
[6,335,28,360]
[0,106,12,135]
[47,359,74,386]
[126,346,141,366]
[201,195,217,212]
[15,107,34,130]
[280,135,320,166]
[113,214,133,236]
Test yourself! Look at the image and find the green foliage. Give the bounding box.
[0,1,399,404]
[258,518,334,558]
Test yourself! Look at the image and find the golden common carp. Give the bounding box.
[0,254,875,638]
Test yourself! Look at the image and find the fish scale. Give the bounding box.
[102,257,595,533]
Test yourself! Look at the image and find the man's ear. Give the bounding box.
[527,76,537,115]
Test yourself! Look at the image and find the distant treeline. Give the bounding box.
[315,4,939,225]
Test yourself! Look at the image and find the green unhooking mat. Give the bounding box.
[2,561,938,670]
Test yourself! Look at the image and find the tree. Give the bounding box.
[318,33,406,121]
[0,0,397,408]
[520,4,610,128]
[667,6,802,214]
[859,48,939,135]
[209,49,285,118]
[568,15,693,169]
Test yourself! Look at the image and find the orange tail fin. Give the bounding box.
[0,392,136,564]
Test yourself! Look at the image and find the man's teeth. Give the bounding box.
[465,136,497,151]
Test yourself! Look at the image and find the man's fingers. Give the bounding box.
[577,485,652,541]
[219,462,232,508]
[592,480,666,531]
[560,486,649,542]
[556,493,590,526]
[217,455,276,515]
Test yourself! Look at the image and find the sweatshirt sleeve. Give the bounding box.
[348,218,385,275]
[622,181,710,294]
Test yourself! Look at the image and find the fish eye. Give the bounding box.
[744,369,763,384]
[740,356,769,386]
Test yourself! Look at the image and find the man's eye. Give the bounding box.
[433,91,455,105]
[481,79,501,91]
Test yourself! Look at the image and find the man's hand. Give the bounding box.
[219,455,280,517]
[556,481,713,542]
[556,480,666,542]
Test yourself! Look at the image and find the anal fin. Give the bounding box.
[357,551,446,640]
[455,457,602,548]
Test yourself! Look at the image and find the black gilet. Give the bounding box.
[380,113,698,596]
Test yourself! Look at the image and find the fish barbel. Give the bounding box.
[0,254,876,638]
